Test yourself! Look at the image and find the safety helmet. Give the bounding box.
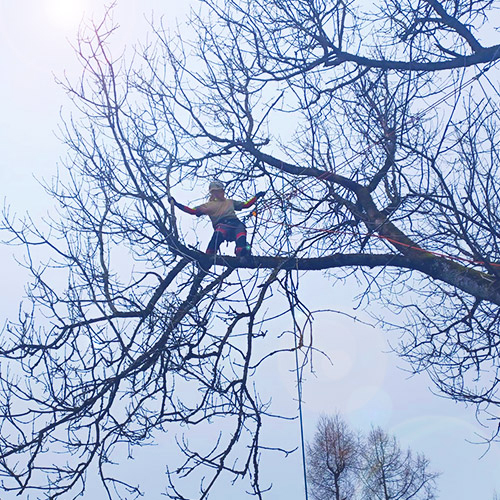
[208,181,225,192]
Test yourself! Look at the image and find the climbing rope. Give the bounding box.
[282,168,310,499]
[255,214,500,269]
[290,272,309,500]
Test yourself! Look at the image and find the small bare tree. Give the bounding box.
[360,428,438,500]
[307,414,359,500]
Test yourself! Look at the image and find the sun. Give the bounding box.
[45,0,86,31]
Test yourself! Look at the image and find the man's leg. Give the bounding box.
[199,227,227,271]
[206,227,226,255]
[234,224,251,256]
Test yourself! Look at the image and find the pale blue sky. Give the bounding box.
[1,1,499,498]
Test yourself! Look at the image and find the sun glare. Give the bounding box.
[45,0,86,30]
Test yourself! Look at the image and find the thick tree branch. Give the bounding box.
[159,237,500,307]
[324,43,500,71]
[424,0,483,52]
[241,143,361,192]
[212,150,500,306]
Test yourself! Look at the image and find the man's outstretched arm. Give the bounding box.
[169,197,201,216]
[239,191,266,209]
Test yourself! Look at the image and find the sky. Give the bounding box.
[1,1,500,499]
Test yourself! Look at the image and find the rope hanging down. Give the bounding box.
[283,166,310,500]
[291,276,309,500]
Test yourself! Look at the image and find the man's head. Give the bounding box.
[209,181,224,192]
[208,181,225,199]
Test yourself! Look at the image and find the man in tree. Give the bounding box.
[169,181,265,258]
[2,0,500,498]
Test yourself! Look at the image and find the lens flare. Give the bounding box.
[45,0,85,30]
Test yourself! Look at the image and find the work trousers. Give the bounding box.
[205,218,250,256]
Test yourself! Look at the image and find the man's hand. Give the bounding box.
[255,191,266,199]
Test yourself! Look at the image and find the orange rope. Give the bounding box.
[255,208,500,269]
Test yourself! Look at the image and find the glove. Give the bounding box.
[168,195,176,205]
[255,191,266,199]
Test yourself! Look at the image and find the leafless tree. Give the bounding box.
[307,414,359,500]
[360,428,438,500]
[1,0,500,498]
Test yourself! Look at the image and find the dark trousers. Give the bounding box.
[206,218,250,256]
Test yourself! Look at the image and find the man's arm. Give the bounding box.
[236,191,266,210]
[169,197,202,216]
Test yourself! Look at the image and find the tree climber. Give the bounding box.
[169,181,266,258]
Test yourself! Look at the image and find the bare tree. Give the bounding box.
[1,0,500,498]
[360,428,438,500]
[307,414,359,500]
